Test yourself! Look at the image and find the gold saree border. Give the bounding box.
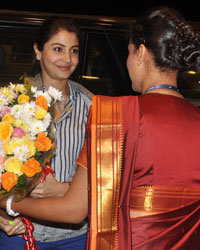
[89,96,123,250]
[130,185,200,218]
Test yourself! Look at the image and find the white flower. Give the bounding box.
[26,134,36,141]
[22,102,36,122]
[29,120,45,136]
[0,140,5,156]
[48,86,63,102]
[31,86,37,94]
[42,113,52,130]
[0,93,8,112]
[10,104,23,119]
[9,82,16,90]
[13,144,30,162]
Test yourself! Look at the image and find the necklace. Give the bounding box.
[144,84,179,94]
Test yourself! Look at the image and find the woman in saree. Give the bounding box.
[1,6,200,250]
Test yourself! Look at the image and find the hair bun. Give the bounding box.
[183,48,200,73]
[130,6,200,72]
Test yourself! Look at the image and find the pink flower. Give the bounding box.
[1,107,11,117]
[12,127,25,138]
[0,154,6,167]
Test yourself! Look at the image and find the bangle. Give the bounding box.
[6,196,20,217]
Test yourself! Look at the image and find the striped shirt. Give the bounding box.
[29,75,92,242]
[51,80,92,183]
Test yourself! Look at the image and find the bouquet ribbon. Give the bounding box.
[21,164,54,250]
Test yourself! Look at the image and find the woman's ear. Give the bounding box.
[33,43,41,61]
[137,44,147,66]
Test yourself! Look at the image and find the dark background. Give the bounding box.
[0,0,199,21]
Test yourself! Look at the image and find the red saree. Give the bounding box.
[77,94,200,250]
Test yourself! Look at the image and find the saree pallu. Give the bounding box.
[85,95,140,250]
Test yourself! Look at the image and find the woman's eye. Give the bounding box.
[54,47,62,52]
[71,48,79,54]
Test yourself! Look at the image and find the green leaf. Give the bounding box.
[17,174,26,187]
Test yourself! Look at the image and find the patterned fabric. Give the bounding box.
[28,75,92,242]
[78,94,200,249]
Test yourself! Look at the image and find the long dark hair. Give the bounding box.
[32,16,81,75]
[130,6,200,73]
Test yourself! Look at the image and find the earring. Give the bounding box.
[36,54,41,60]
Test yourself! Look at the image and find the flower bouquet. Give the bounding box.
[0,82,62,249]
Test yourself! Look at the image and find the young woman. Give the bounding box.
[1,6,200,250]
[0,17,92,250]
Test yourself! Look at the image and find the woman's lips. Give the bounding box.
[57,65,71,71]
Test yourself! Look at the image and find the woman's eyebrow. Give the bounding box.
[51,43,79,48]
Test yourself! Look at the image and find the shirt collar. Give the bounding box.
[68,80,77,103]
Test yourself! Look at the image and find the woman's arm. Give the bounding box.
[0,167,88,224]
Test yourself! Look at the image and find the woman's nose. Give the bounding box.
[63,51,71,63]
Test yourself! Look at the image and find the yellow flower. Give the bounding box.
[4,138,22,155]
[35,106,47,119]
[0,88,15,102]
[0,121,13,141]
[15,84,27,94]
[14,119,29,132]
[4,140,14,154]
[24,77,32,90]
[24,138,36,157]
[2,113,15,124]
[4,157,23,176]
[4,137,36,157]
[18,94,30,104]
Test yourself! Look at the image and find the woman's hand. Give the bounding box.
[1,167,88,224]
[30,173,69,198]
[0,209,26,236]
